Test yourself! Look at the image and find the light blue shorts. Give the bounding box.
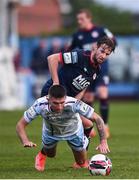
[42,128,88,152]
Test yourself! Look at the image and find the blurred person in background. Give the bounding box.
[49,38,63,55]
[68,9,117,138]
[30,39,49,75]
[41,37,116,145]
[30,39,50,99]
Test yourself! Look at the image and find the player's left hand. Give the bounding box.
[96,140,110,154]
[23,141,37,148]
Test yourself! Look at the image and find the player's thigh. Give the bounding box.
[97,85,108,99]
[80,115,93,128]
[82,84,96,103]
[41,79,52,97]
[82,91,95,103]
[42,135,58,157]
[67,132,89,152]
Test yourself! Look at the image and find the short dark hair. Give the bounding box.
[97,36,116,52]
[48,85,67,98]
[77,9,92,19]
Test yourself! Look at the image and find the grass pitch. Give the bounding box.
[0,101,139,179]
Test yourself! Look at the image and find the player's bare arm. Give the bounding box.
[47,53,61,85]
[93,113,105,141]
[90,112,110,154]
[16,117,37,148]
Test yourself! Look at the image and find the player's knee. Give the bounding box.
[47,153,56,158]
[42,147,56,157]
[81,117,93,128]
[99,93,108,99]
[47,148,56,157]
[82,91,95,105]
[98,86,108,99]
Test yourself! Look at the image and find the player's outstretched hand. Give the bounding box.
[23,141,37,148]
[96,140,110,154]
[53,81,59,85]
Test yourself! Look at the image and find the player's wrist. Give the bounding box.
[22,139,30,145]
[53,81,59,85]
[100,139,107,144]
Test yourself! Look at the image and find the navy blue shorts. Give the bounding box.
[41,79,53,97]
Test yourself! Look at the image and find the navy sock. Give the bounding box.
[99,98,109,124]
[41,147,47,155]
[84,126,93,138]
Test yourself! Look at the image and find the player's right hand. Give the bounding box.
[96,140,110,154]
[53,82,59,85]
[23,141,37,148]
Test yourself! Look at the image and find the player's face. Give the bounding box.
[77,13,92,29]
[49,96,66,113]
[94,44,112,64]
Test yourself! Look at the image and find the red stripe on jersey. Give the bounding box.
[59,52,64,64]
[83,52,97,68]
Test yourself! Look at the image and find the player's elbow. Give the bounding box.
[47,54,56,62]
[92,112,102,123]
[47,55,52,61]
[48,53,60,64]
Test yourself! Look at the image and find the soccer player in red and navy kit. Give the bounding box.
[69,9,116,138]
[41,37,115,141]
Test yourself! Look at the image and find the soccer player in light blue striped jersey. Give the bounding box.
[16,85,110,171]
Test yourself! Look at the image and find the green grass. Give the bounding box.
[0,101,139,179]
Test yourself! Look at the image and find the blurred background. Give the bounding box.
[0,0,139,110]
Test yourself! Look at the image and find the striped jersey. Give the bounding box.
[24,96,94,139]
